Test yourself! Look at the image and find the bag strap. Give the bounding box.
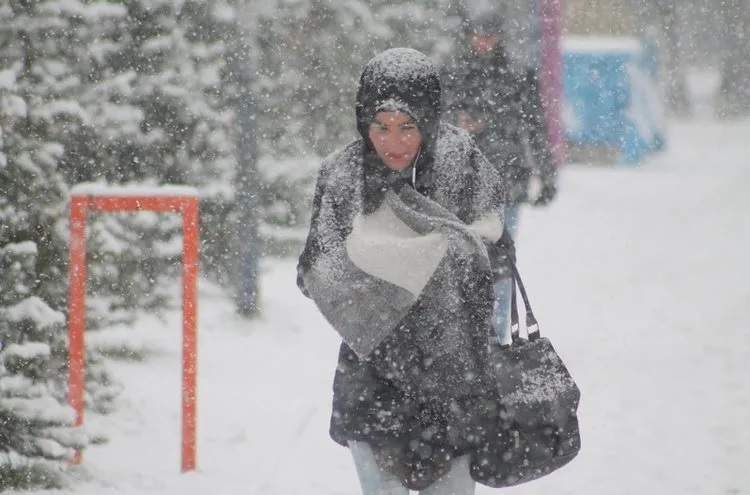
[509,260,541,343]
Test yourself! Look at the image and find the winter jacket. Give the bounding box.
[442,46,556,203]
[297,48,511,490]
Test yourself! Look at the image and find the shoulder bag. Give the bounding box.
[471,261,581,487]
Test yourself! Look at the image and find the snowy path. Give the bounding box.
[24,117,750,495]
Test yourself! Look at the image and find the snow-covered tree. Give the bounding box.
[0,244,86,489]
[3,0,254,320]
[0,1,125,486]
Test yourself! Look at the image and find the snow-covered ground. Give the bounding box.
[22,76,750,495]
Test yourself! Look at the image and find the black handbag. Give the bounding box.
[471,261,581,487]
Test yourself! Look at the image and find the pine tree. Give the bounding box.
[0,28,82,489]
[0,1,123,486]
[0,252,86,489]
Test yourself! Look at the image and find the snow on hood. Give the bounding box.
[355,48,441,154]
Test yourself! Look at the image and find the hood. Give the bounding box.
[355,48,441,155]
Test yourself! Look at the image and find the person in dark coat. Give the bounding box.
[297,47,512,494]
[442,11,557,345]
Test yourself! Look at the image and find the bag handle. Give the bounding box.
[509,260,540,343]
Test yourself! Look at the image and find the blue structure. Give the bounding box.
[562,36,667,165]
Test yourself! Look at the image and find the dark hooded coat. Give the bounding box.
[297,48,510,490]
[442,23,557,203]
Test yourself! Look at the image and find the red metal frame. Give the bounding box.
[68,191,199,472]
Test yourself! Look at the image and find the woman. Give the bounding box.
[297,48,509,495]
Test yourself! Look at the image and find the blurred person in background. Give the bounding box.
[443,8,557,345]
[631,0,692,117]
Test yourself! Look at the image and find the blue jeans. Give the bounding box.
[491,204,520,345]
[349,441,475,495]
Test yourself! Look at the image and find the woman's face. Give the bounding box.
[368,111,423,171]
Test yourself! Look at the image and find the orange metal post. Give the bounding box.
[68,196,88,464]
[181,198,199,472]
[67,190,199,472]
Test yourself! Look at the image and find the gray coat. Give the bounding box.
[298,126,509,489]
[297,48,510,490]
